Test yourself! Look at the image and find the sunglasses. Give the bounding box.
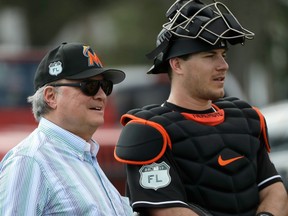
[50,80,113,96]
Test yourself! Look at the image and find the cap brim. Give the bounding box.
[66,68,125,84]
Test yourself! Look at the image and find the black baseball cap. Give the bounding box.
[34,42,125,90]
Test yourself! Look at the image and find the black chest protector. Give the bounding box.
[115,97,270,215]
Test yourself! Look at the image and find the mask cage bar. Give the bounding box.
[163,0,255,45]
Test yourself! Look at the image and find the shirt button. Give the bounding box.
[78,154,84,161]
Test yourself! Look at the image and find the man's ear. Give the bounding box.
[169,57,183,75]
[43,86,57,109]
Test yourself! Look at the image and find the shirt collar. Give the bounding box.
[38,117,99,158]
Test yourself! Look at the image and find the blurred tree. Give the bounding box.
[0,0,170,64]
[0,0,112,45]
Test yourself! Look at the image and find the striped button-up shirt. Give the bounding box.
[0,118,133,216]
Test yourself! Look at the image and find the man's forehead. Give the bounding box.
[199,48,228,54]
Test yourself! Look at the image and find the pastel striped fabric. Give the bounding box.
[0,118,133,216]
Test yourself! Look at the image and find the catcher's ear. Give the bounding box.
[169,58,184,75]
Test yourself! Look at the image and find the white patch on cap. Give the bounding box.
[139,161,171,190]
[49,61,63,76]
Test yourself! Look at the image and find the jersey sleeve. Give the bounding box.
[115,114,192,212]
[125,149,191,213]
[257,141,283,190]
[253,107,283,189]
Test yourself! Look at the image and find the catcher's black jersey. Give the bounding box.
[115,97,282,215]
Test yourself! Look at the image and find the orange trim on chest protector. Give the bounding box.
[181,105,225,126]
[252,107,271,152]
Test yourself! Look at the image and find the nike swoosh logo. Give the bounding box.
[218,155,244,166]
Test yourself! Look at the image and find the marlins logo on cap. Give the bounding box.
[82,45,103,67]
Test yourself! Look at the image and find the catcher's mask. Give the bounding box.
[147,0,255,74]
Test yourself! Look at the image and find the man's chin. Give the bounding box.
[90,119,104,128]
[210,93,224,101]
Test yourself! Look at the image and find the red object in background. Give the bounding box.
[0,108,36,128]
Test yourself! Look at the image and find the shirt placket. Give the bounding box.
[84,152,122,216]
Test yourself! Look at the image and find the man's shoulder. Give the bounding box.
[2,129,48,162]
[126,104,164,113]
[214,97,253,109]
[121,104,175,126]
